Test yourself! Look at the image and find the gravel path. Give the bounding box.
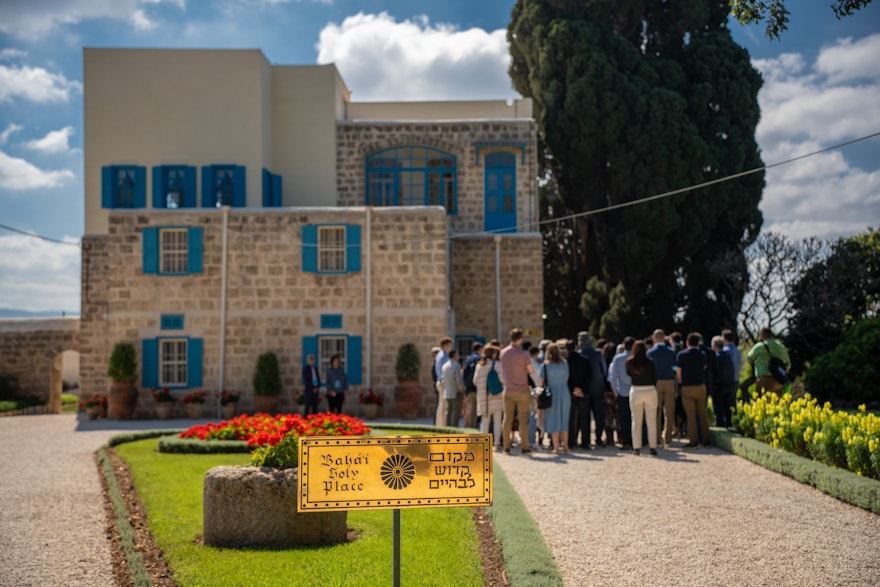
[3,414,879,586]
[495,439,880,587]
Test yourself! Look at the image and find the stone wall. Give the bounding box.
[0,318,80,412]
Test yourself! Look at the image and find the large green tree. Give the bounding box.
[509,0,764,340]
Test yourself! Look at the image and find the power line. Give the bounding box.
[0,223,81,247]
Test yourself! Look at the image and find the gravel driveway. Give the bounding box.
[495,441,880,586]
[2,414,879,586]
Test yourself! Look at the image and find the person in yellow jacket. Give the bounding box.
[746,328,791,396]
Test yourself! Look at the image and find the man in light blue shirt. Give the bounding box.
[608,336,635,449]
[722,329,742,383]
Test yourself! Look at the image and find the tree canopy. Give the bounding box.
[509,0,764,340]
[730,0,873,40]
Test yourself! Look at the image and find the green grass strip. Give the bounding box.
[711,427,880,515]
[488,463,563,587]
[96,447,151,587]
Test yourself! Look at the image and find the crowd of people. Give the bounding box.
[432,326,791,456]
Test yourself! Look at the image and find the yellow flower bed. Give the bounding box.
[734,392,880,480]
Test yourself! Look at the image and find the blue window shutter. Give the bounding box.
[320,314,343,329]
[133,166,146,208]
[302,225,317,273]
[272,174,282,207]
[347,336,363,384]
[233,165,246,207]
[142,339,158,388]
[102,166,113,208]
[262,168,271,207]
[346,225,362,273]
[302,336,318,368]
[160,314,184,330]
[143,227,159,274]
[184,166,197,208]
[152,166,164,208]
[187,227,203,274]
[201,166,213,207]
[187,338,203,388]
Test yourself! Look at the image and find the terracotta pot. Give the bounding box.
[394,380,423,420]
[362,403,379,420]
[222,402,237,419]
[156,403,174,419]
[253,395,279,415]
[186,402,203,419]
[108,382,138,420]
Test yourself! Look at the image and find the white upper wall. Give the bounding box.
[346,99,532,121]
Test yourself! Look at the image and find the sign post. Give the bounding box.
[298,434,493,585]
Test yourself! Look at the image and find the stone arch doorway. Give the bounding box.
[50,349,81,412]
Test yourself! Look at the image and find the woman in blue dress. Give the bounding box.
[538,342,571,455]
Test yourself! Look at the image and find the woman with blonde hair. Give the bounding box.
[474,345,504,451]
[539,342,571,455]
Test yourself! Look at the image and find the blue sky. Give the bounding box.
[1,0,878,314]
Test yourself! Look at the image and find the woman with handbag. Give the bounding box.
[539,342,571,455]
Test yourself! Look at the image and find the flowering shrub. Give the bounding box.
[178,412,371,468]
[153,387,175,403]
[359,388,384,406]
[182,391,207,404]
[219,390,241,406]
[734,392,880,480]
[81,394,107,409]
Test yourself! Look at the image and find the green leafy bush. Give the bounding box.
[804,317,880,405]
[253,351,282,396]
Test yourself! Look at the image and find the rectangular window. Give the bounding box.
[202,165,246,208]
[153,166,197,209]
[102,165,146,209]
[160,338,188,386]
[320,314,343,329]
[318,336,347,377]
[318,226,346,272]
[160,229,189,274]
[160,314,184,330]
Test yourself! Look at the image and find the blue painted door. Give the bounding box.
[484,153,516,233]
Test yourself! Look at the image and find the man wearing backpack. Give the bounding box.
[462,342,483,429]
[746,327,791,397]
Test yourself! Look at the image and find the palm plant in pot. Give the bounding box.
[107,342,138,419]
[394,342,422,419]
[253,351,282,414]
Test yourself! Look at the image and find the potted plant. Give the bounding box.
[107,342,138,419]
[394,342,422,419]
[182,391,207,418]
[81,394,106,420]
[219,390,240,419]
[153,387,175,419]
[359,388,384,420]
[253,351,283,414]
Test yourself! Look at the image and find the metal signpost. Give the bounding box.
[298,434,493,586]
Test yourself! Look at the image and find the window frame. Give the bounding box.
[159,228,189,275]
[143,226,203,276]
[158,337,188,387]
[365,146,458,214]
[102,165,146,209]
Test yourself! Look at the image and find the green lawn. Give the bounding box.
[116,437,484,587]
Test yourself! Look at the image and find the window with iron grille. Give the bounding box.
[160,338,188,386]
[160,229,189,274]
[318,226,346,272]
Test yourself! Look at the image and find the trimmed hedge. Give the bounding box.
[710,426,880,515]
[158,435,249,454]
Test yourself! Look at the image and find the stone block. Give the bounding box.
[203,466,347,548]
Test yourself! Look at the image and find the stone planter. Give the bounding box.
[253,394,279,415]
[108,382,138,420]
[362,403,379,420]
[86,405,101,420]
[155,403,174,419]
[203,466,347,548]
[185,402,204,419]
[222,402,237,419]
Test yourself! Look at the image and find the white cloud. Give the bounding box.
[0,123,23,145]
[130,9,156,30]
[316,12,515,101]
[0,0,184,39]
[754,34,880,241]
[24,126,77,155]
[0,150,76,190]
[0,235,80,313]
[0,64,82,103]
[0,48,27,61]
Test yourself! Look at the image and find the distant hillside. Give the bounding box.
[0,308,80,318]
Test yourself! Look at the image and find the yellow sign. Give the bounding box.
[297,434,493,512]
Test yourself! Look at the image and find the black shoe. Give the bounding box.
[504,448,510,454]
[633,449,640,456]
[649,448,658,456]
[579,444,591,450]
[702,442,712,448]
[683,442,698,448]
[620,444,632,450]
[521,448,532,454]
[595,441,607,448]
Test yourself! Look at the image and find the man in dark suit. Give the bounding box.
[566,340,593,449]
[578,331,608,447]
[302,354,322,416]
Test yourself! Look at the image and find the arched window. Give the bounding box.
[365,146,457,214]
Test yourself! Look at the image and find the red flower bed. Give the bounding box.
[178,412,371,447]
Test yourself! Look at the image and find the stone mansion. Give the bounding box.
[78,48,543,417]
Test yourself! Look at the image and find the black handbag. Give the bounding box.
[536,365,552,409]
